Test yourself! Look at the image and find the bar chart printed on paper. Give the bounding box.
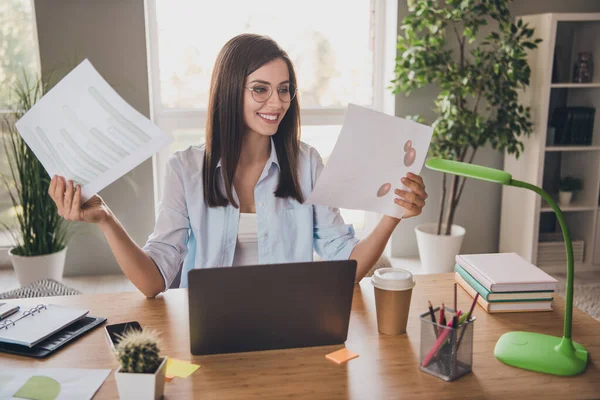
[15,59,171,201]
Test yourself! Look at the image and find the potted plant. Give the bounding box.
[2,74,69,286]
[114,328,168,400]
[390,0,540,273]
[558,176,582,207]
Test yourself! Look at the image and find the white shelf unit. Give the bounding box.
[500,13,600,274]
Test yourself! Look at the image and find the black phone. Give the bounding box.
[104,321,142,351]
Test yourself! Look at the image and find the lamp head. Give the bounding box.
[425,158,512,185]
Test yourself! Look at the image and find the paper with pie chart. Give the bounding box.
[305,104,433,219]
[15,58,172,202]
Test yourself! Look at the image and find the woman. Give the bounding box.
[48,33,427,298]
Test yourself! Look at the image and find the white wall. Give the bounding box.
[34,0,154,275]
[392,0,600,257]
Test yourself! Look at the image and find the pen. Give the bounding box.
[439,303,446,335]
[0,305,19,321]
[454,283,457,313]
[427,300,438,338]
[455,294,479,352]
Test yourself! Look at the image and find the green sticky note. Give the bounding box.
[13,376,61,400]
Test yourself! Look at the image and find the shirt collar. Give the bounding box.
[216,137,280,171]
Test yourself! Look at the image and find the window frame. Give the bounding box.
[145,0,397,240]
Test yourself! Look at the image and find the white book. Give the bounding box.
[0,304,88,347]
[455,252,558,292]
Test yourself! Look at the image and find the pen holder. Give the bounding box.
[419,307,475,382]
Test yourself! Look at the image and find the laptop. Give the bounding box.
[187,260,357,355]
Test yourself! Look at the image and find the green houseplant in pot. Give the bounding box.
[390,0,540,273]
[114,328,168,400]
[2,74,69,286]
[557,176,582,207]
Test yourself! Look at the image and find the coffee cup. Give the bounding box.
[371,268,415,335]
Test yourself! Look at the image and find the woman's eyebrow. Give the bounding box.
[247,79,291,85]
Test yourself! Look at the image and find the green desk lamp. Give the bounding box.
[425,158,588,376]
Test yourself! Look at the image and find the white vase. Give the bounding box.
[558,191,573,207]
[415,223,466,274]
[9,246,68,287]
[115,356,168,400]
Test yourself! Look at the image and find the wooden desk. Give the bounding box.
[2,273,599,399]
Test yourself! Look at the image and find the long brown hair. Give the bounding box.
[203,34,303,208]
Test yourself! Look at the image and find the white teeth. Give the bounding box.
[258,113,277,121]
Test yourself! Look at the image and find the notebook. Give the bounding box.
[454,264,554,301]
[455,273,553,313]
[0,304,88,347]
[455,252,558,292]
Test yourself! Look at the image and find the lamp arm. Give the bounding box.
[509,179,573,340]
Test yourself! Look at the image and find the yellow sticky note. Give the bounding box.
[165,358,200,379]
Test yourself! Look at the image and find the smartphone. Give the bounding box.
[104,321,142,351]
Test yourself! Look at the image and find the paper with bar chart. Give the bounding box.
[15,59,172,202]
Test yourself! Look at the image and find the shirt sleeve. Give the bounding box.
[142,154,190,291]
[309,146,360,260]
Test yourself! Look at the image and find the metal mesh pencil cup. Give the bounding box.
[419,307,475,381]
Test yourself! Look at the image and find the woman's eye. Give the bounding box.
[252,86,268,93]
[278,87,290,93]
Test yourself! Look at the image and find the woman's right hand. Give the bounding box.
[48,176,112,224]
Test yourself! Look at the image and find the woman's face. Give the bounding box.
[243,58,291,138]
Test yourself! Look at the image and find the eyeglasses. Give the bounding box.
[246,82,297,103]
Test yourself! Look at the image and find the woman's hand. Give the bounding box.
[393,172,427,219]
[48,175,112,224]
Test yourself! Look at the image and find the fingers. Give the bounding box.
[64,180,74,213]
[406,172,424,186]
[53,176,66,214]
[394,198,420,213]
[400,176,428,200]
[394,189,426,208]
[69,184,82,220]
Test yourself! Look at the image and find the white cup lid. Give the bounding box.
[371,268,415,291]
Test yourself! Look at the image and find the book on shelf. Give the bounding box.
[455,273,553,313]
[455,252,558,292]
[454,265,554,302]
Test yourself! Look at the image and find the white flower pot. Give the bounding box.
[9,246,68,287]
[115,356,167,400]
[558,191,573,207]
[415,223,466,274]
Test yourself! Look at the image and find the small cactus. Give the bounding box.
[115,328,163,374]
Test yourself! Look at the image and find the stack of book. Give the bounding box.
[454,252,558,313]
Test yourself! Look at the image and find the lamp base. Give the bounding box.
[494,331,588,376]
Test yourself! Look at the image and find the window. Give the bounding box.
[0,0,40,247]
[147,0,397,236]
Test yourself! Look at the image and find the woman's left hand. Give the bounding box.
[394,172,427,219]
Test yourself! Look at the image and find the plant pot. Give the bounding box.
[415,223,466,274]
[115,356,167,400]
[9,246,68,287]
[558,191,573,207]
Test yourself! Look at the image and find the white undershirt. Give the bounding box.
[232,213,259,266]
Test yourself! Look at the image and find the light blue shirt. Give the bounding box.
[142,139,359,291]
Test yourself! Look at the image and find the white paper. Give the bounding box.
[15,59,172,202]
[305,104,433,219]
[0,368,110,400]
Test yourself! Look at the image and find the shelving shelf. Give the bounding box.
[500,13,600,274]
[545,145,600,151]
[550,83,600,88]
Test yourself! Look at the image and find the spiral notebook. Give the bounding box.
[0,304,88,348]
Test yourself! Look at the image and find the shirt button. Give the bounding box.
[258,201,264,207]
[261,232,268,239]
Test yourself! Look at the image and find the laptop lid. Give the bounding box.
[187,260,357,355]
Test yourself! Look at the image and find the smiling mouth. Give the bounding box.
[257,112,280,122]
